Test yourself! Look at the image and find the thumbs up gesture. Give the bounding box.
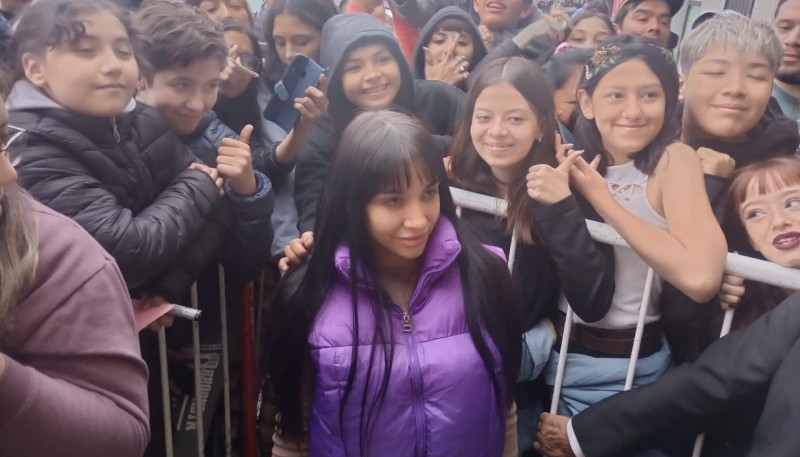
[526,133,582,205]
[217,124,257,196]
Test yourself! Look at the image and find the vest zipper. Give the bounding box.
[110,118,121,143]
[402,309,427,457]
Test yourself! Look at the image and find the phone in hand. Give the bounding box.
[263,53,325,133]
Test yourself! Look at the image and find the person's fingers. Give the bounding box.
[572,155,593,172]
[317,73,328,93]
[724,274,745,286]
[301,231,314,248]
[719,293,741,305]
[589,155,601,169]
[147,314,175,333]
[239,124,254,145]
[278,256,290,273]
[720,301,737,311]
[556,148,583,171]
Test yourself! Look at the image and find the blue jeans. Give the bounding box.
[543,340,672,416]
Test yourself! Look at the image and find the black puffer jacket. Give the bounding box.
[9,81,223,297]
[183,110,293,189]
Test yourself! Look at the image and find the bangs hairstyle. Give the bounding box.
[678,14,782,74]
[134,1,228,84]
[724,157,800,252]
[434,17,474,34]
[449,56,557,245]
[574,35,680,176]
[264,110,521,448]
[12,0,139,81]
[261,0,338,85]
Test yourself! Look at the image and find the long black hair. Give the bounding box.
[573,35,680,176]
[264,110,521,447]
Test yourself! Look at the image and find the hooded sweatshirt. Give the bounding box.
[412,6,488,90]
[294,13,465,232]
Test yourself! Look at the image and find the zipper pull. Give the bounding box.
[110,118,121,143]
[402,312,412,333]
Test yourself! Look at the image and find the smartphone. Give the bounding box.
[263,53,326,133]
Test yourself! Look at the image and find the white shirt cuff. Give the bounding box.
[567,418,587,457]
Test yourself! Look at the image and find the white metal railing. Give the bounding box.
[155,265,234,457]
[450,187,800,455]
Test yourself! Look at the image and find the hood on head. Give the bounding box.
[412,6,487,81]
[321,13,415,121]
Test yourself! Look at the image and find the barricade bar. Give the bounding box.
[450,187,800,290]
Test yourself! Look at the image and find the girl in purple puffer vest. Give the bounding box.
[264,110,522,457]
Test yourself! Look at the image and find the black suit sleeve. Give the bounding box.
[571,292,800,457]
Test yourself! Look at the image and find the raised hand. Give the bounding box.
[220,44,259,82]
[697,147,736,178]
[278,231,315,274]
[527,148,584,205]
[217,124,257,196]
[294,74,329,132]
[719,274,746,311]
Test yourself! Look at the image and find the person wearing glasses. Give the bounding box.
[0,101,150,455]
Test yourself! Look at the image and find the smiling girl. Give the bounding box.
[448,56,615,450]
[532,36,727,415]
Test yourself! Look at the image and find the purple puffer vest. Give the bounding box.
[307,217,507,457]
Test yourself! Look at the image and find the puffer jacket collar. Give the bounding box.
[332,216,462,305]
[8,80,139,146]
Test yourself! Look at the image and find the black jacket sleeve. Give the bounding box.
[533,195,615,323]
[294,116,335,233]
[17,142,222,289]
[218,171,274,282]
[571,292,800,457]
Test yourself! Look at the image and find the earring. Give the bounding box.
[536,136,543,142]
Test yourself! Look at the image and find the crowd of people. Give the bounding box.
[1,0,800,456]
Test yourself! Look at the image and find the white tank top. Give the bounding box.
[559,160,668,329]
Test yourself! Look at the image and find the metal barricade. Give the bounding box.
[450,187,800,455]
[155,267,237,457]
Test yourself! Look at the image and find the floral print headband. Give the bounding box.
[584,42,676,82]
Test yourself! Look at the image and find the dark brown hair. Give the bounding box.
[13,0,139,81]
[134,0,228,84]
[449,57,557,244]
